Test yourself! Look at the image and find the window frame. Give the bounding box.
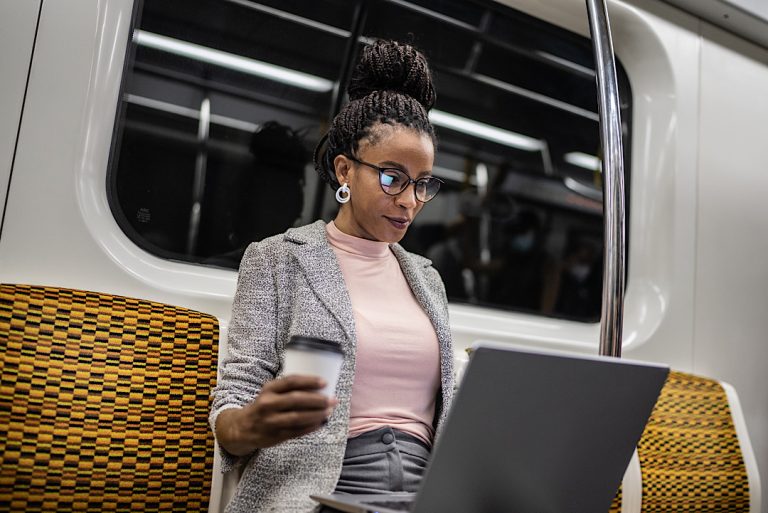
[105,0,633,325]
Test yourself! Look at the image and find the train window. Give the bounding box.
[108,0,632,322]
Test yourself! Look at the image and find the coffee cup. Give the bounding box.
[282,336,344,397]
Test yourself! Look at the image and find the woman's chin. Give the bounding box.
[382,229,407,244]
[379,219,410,243]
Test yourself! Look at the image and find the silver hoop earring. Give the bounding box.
[335,183,351,204]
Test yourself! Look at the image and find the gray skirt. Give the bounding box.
[334,426,432,495]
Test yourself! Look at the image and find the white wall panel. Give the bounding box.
[0,1,40,232]
[661,0,768,49]
[696,23,768,511]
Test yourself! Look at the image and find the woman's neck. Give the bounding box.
[327,220,389,258]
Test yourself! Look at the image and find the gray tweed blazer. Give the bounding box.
[210,220,455,513]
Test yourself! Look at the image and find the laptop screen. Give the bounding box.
[410,344,668,513]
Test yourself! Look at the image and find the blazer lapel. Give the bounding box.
[284,222,449,357]
[392,244,454,434]
[390,244,451,346]
[286,222,356,343]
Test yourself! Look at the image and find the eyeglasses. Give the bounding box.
[345,155,443,203]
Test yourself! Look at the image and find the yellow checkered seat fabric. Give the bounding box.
[0,284,219,512]
[609,370,758,513]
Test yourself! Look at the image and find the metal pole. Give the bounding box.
[585,0,626,358]
[186,95,211,256]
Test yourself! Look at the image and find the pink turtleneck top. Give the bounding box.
[326,221,441,445]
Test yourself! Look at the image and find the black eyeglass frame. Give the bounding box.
[344,155,444,203]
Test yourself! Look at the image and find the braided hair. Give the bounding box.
[314,39,437,189]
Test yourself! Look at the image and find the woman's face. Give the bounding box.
[334,126,435,243]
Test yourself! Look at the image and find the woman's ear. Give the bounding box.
[333,154,354,186]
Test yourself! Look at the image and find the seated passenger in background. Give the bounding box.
[204,121,308,268]
[488,209,549,312]
[542,236,602,320]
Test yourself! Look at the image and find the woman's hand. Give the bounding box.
[215,375,337,455]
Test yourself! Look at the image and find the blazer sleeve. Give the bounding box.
[209,241,281,472]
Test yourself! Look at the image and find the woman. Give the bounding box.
[210,39,454,513]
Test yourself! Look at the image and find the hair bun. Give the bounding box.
[347,39,436,110]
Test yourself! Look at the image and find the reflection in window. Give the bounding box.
[108,0,632,322]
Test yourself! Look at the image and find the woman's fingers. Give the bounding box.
[258,389,332,414]
[237,375,340,447]
[254,406,331,446]
[262,408,331,431]
[258,375,337,414]
[265,374,326,393]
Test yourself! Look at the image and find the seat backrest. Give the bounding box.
[610,370,755,512]
[0,284,219,512]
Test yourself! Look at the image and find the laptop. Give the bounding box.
[312,342,669,513]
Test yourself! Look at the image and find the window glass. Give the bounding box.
[109,0,632,322]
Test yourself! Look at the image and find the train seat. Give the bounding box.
[610,370,761,513]
[0,284,220,512]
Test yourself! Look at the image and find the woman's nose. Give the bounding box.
[395,183,418,209]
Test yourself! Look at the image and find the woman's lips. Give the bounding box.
[385,216,410,230]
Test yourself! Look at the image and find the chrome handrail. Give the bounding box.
[585,0,626,358]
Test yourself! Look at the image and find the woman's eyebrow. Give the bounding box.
[380,160,433,178]
[380,160,407,169]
